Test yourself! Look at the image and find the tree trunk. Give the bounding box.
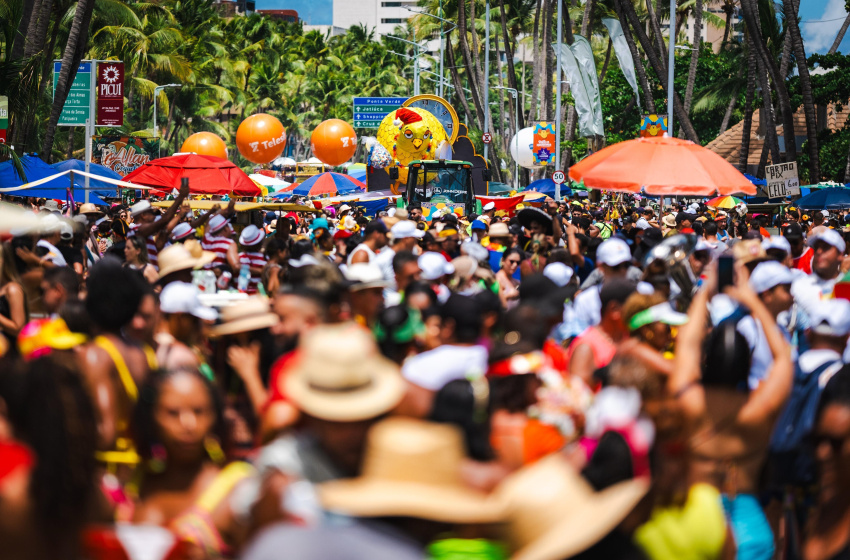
[739,0,796,162]
[612,0,656,112]
[469,0,484,92]
[543,0,555,121]
[616,0,700,142]
[829,13,850,55]
[599,38,613,83]
[10,0,36,62]
[645,0,666,60]
[23,0,44,57]
[528,0,542,124]
[739,41,757,172]
[680,0,703,137]
[66,126,74,160]
[445,39,476,126]
[756,58,781,165]
[719,66,744,134]
[722,5,732,45]
[25,0,54,58]
[42,0,95,160]
[784,0,819,180]
[497,0,522,128]
[457,0,486,128]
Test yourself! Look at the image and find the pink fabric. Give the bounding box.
[566,326,617,370]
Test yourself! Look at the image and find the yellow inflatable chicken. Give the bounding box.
[376,107,449,185]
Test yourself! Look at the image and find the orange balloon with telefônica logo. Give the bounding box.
[236,114,287,164]
[181,132,228,159]
[311,119,357,166]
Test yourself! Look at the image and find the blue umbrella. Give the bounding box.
[524,178,572,198]
[51,159,122,192]
[795,187,850,209]
[743,173,766,186]
[0,155,110,205]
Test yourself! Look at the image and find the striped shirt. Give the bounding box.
[129,224,159,270]
[239,251,268,294]
[201,232,234,270]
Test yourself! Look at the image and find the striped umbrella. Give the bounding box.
[286,172,366,197]
[705,195,743,209]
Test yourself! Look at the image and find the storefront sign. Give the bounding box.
[93,136,159,176]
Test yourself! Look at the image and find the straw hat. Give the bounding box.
[157,241,216,280]
[209,297,279,337]
[284,323,404,422]
[78,203,103,216]
[496,455,649,560]
[661,214,677,228]
[319,417,505,523]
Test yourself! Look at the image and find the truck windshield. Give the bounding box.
[408,166,470,205]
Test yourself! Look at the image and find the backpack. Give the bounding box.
[769,358,843,487]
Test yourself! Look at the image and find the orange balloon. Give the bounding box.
[181,132,228,159]
[236,114,287,164]
[311,119,357,166]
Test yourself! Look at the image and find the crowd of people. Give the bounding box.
[2,188,850,560]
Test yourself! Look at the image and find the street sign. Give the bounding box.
[482,132,492,144]
[53,61,92,126]
[352,97,407,129]
[0,96,7,143]
[765,161,800,199]
[553,170,566,184]
[96,61,124,126]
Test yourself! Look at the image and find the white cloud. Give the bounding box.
[801,0,848,54]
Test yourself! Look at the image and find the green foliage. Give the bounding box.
[800,128,850,184]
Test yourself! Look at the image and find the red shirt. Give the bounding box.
[265,351,297,409]
[793,246,814,275]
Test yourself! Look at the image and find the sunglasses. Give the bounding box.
[506,259,521,265]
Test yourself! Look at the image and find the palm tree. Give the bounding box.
[782,0,818,180]
[681,0,702,138]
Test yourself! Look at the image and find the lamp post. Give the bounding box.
[667,0,676,136]
[483,0,490,163]
[152,83,181,140]
[403,7,457,99]
[554,0,563,201]
[494,86,519,190]
[387,35,423,96]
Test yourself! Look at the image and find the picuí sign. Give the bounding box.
[96,61,124,126]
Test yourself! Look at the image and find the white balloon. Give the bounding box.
[510,127,544,169]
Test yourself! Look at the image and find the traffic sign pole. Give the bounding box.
[85,60,98,202]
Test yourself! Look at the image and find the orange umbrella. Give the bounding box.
[568,136,756,196]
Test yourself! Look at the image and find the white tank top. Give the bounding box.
[346,243,377,266]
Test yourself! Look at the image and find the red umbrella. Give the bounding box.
[568,136,756,196]
[122,154,260,196]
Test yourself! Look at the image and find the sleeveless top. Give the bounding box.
[346,244,376,266]
[238,251,267,294]
[201,233,234,270]
[93,336,141,467]
[565,326,618,371]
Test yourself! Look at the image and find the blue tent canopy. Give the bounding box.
[524,178,572,198]
[795,187,850,209]
[743,173,766,186]
[51,159,122,193]
[0,155,110,206]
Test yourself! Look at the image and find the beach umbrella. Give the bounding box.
[249,173,291,191]
[569,136,756,196]
[795,187,850,210]
[705,195,743,209]
[0,155,110,205]
[289,172,366,197]
[525,178,572,198]
[123,154,260,196]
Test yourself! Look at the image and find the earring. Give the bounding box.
[204,436,225,464]
[644,330,655,341]
[149,443,167,473]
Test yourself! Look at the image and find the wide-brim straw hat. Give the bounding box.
[208,297,279,337]
[78,203,104,216]
[157,240,216,280]
[284,323,404,422]
[496,455,649,560]
[319,417,505,523]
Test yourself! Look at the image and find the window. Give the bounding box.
[382,2,402,6]
[381,18,407,23]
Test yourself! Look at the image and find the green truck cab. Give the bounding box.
[404,159,476,216]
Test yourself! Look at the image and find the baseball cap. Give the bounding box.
[418,252,455,280]
[808,228,846,253]
[749,261,794,294]
[808,299,850,337]
[344,264,390,291]
[239,224,264,246]
[159,282,218,321]
[782,222,804,240]
[390,220,425,240]
[628,302,689,331]
[470,220,487,231]
[597,238,632,267]
[762,235,791,255]
[543,262,574,287]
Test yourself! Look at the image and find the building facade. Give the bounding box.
[333,0,419,36]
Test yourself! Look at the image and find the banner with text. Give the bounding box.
[96,61,124,126]
[352,97,408,129]
[532,122,556,165]
[53,61,91,126]
[765,161,800,199]
[93,136,159,176]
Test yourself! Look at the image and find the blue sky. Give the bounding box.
[257,0,848,50]
[255,0,332,25]
[799,0,848,54]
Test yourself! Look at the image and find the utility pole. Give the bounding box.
[483,0,491,162]
[388,36,421,96]
[403,6,457,99]
[494,86,519,190]
[667,0,676,136]
[555,0,563,200]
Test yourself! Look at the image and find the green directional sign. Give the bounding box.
[352,97,407,129]
[53,61,92,126]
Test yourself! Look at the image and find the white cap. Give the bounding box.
[130,200,152,216]
[418,251,455,280]
[208,214,229,234]
[40,213,62,234]
[160,282,218,321]
[339,204,352,213]
[597,238,632,267]
[762,235,791,255]
[635,217,651,230]
[58,220,74,240]
[483,202,496,211]
[543,262,574,287]
[808,228,846,254]
[171,222,195,241]
[688,202,699,212]
[822,210,830,218]
[749,261,794,294]
[390,220,425,240]
[239,224,264,246]
[344,264,390,291]
[809,299,850,337]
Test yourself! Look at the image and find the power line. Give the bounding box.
[802,15,850,23]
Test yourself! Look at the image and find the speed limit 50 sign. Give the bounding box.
[552,170,566,184]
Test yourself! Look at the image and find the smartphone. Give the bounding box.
[718,254,734,291]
